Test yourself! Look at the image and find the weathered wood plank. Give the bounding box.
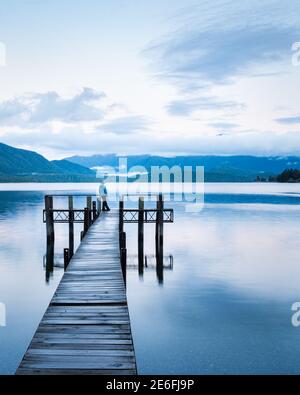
[29,343,134,350]
[16,211,137,375]
[17,368,136,375]
[27,348,134,358]
[21,362,136,370]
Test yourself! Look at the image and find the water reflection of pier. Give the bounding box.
[43,253,64,283]
[126,254,174,285]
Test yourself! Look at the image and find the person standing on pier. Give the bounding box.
[99,181,110,211]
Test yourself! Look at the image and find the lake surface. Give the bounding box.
[1,183,300,374]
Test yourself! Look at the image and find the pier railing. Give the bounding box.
[119,194,174,283]
[122,208,174,223]
[43,193,174,285]
[44,195,101,271]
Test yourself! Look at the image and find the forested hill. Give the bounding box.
[0,143,96,182]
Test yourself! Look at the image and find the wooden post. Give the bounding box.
[45,195,55,283]
[68,196,74,258]
[119,199,124,249]
[121,248,127,287]
[156,194,164,284]
[119,199,124,233]
[84,207,89,234]
[45,195,55,244]
[97,198,101,216]
[156,256,164,285]
[87,196,92,227]
[159,194,164,258]
[92,201,97,221]
[86,196,92,210]
[155,199,159,255]
[156,194,164,261]
[80,230,85,241]
[138,197,144,276]
[45,240,54,283]
[120,231,126,250]
[64,248,70,271]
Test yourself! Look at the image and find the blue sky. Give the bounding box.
[0,0,300,158]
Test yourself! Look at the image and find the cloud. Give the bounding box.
[97,116,149,134]
[0,87,106,127]
[30,88,106,123]
[276,115,300,125]
[145,1,300,89]
[4,127,300,158]
[0,88,151,155]
[1,1,300,158]
[0,99,29,126]
[166,96,244,116]
[208,122,238,130]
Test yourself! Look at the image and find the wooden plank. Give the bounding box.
[17,369,136,375]
[37,325,131,334]
[16,211,137,375]
[32,334,132,340]
[29,343,134,350]
[26,349,135,357]
[18,361,136,370]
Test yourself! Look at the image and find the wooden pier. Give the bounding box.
[16,211,137,375]
[16,194,173,375]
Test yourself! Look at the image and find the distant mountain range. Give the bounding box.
[66,153,300,182]
[1,142,300,182]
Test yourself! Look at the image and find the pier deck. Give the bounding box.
[16,211,137,375]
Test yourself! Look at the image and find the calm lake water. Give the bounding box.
[1,183,300,374]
